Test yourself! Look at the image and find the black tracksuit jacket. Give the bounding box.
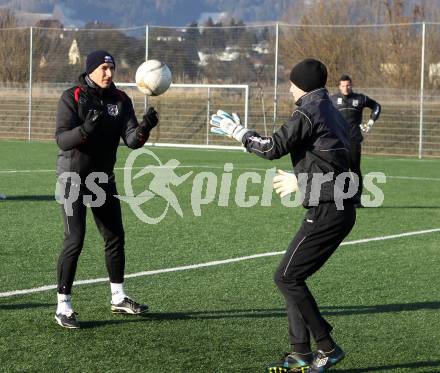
[55,73,148,182]
[330,91,381,142]
[242,88,351,208]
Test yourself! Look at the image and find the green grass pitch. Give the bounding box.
[0,140,440,372]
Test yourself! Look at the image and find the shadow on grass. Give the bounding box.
[80,300,440,329]
[321,301,440,316]
[79,310,280,328]
[335,360,440,372]
[375,206,440,209]
[1,195,55,201]
[0,302,52,310]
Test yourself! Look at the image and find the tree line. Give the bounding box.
[2,1,440,90]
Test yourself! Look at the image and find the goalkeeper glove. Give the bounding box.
[210,110,248,142]
[273,169,298,197]
[360,119,374,133]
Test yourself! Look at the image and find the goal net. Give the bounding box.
[117,83,249,150]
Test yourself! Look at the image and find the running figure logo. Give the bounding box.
[117,148,192,224]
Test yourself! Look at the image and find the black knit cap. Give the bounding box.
[86,50,115,74]
[289,58,327,92]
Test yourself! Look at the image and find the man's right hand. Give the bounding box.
[210,110,248,142]
[81,109,103,135]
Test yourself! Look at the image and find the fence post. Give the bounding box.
[273,22,279,131]
[418,22,426,159]
[206,87,210,145]
[244,84,249,152]
[244,85,249,130]
[145,24,149,61]
[28,27,33,141]
[144,25,149,112]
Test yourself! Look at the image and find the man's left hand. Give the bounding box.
[273,169,298,197]
[140,106,159,133]
[360,119,374,133]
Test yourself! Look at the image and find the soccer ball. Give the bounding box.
[135,60,172,96]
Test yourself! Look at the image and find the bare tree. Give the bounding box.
[0,9,30,83]
[279,0,427,89]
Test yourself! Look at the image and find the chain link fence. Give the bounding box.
[0,22,439,157]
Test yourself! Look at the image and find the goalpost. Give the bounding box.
[116,83,249,150]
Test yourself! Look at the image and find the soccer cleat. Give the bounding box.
[111,297,149,315]
[266,352,313,373]
[55,312,80,329]
[306,345,345,372]
[266,366,309,373]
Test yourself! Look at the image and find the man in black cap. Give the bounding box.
[54,50,158,328]
[331,75,381,207]
[210,59,356,372]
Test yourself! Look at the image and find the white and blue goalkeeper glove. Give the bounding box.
[360,119,374,133]
[210,110,248,142]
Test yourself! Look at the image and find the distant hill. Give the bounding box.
[0,0,293,27]
[1,0,435,28]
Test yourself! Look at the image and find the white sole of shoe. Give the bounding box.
[54,314,80,329]
[111,306,148,315]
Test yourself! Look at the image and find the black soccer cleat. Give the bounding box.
[266,352,313,373]
[306,344,345,372]
[55,312,80,329]
[111,297,149,315]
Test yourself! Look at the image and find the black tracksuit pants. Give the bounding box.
[57,182,125,294]
[349,140,363,201]
[274,202,356,346]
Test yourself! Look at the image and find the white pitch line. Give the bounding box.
[1,227,440,299]
[0,168,55,173]
[386,175,440,181]
[0,165,248,174]
[363,156,440,163]
[0,165,439,182]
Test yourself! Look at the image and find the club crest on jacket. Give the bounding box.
[107,104,119,117]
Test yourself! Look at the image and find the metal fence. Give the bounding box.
[0,22,439,157]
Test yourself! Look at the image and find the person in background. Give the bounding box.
[331,75,381,207]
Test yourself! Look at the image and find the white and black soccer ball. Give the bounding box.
[135,60,172,96]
